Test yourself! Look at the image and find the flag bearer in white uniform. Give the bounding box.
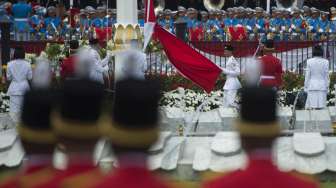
[304,45,330,109]
[6,47,32,120]
[222,45,241,108]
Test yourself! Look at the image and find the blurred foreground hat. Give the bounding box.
[69,40,79,50]
[102,78,161,149]
[236,87,280,137]
[263,39,275,51]
[52,79,104,140]
[19,61,55,144]
[19,89,56,144]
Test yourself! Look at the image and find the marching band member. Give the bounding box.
[177,6,188,22]
[303,6,312,19]
[307,8,320,40]
[304,46,329,109]
[45,6,61,39]
[291,8,306,40]
[12,0,32,41]
[187,8,199,29]
[138,9,145,27]
[318,11,331,40]
[91,6,105,28]
[280,10,291,41]
[29,6,46,40]
[188,8,203,41]
[222,45,241,108]
[160,9,174,33]
[331,7,336,32]
[207,10,223,41]
[6,47,33,119]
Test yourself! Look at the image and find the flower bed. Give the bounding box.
[156,72,336,112]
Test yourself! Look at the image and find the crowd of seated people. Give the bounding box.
[0,0,336,41]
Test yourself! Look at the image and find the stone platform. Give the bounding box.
[160,107,335,134]
[0,110,335,180]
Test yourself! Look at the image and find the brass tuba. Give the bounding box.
[203,0,225,11]
[154,0,165,15]
[276,0,303,10]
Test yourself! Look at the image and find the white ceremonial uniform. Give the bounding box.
[87,47,110,84]
[122,49,147,80]
[222,56,241,108]
[304,57,329,109]
[6,59,33,114]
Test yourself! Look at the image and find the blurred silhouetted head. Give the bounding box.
[313,45,323,57]
[237,87,280,153]
[14,47,25,59]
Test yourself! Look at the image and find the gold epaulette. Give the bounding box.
[201,171,229,183]
[60,169,105,188]
[288,171,319,185]
[169,180,200,188]
[0,172,17,187]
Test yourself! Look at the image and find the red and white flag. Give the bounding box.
[144,0,221,93]
[143,0,156,50]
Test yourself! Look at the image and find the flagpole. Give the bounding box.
[114,0,138,81]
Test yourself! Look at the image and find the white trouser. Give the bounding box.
[223,90,238,108]
[9,95,24,114]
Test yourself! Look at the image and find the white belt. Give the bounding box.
[260,75,276,80]
[14,18,28,21]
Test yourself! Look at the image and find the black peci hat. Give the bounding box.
[102,78,161,148]
[89,37,99,45]
[236,86,280,137]
[225,45,234,52]
[264,39,275,50]
[19,89,56,144]
[69,40,79,50]
[52,79,104,140]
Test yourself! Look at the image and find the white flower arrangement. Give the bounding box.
[0,92,10,113]
[25,53,37,63]
[160,87,336,112]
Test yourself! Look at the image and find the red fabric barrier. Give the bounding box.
[190,41,321,57]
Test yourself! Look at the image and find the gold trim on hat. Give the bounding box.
[17,125,56,144]
[100,117,159,148]
[235,120,281,137]
[51,113,101,140]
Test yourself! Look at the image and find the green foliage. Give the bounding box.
[282,71,305,91]
[45,43,63,60]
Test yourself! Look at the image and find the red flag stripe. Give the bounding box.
[145,0,156,23]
